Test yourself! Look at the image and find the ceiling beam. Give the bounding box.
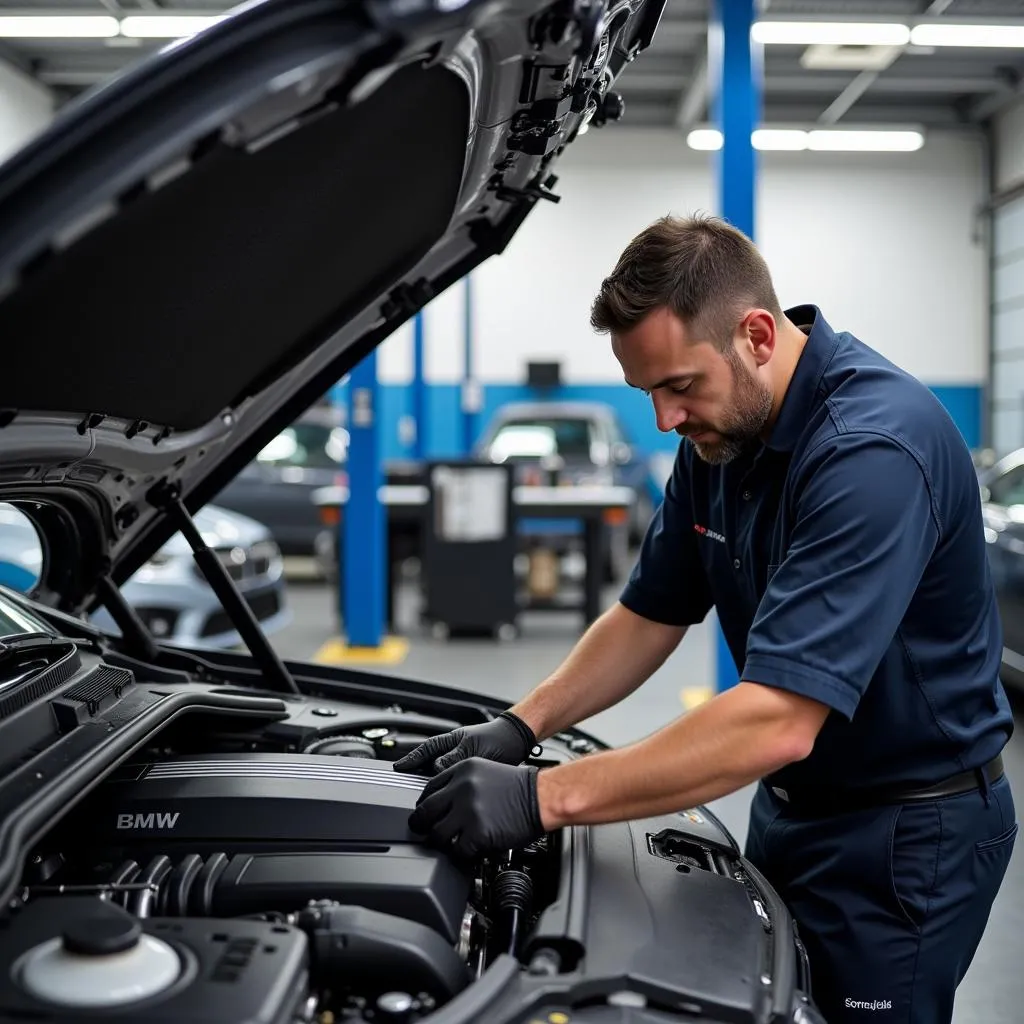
[764,101,966,126]
[0,6,229,16]
[969,79,1024,123]
[806,0,960,125]
[765,74,1008,96]
[623,72,1008,98]
[0,40,59,100]
[641,18,715,48]
[36,68,109,86]
[615,72,688,92]
[0,38,35,79]
[818,71,879,124]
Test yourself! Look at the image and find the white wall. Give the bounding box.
[995,99,1024,194]
[380,127,988,387]
[0,61,53,165]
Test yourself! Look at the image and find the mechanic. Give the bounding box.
[395,214,1017,1024]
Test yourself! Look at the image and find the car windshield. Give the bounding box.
[0,588,55,639]
[488,418,592,461]
[257,422,348,470]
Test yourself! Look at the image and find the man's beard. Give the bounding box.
[683,348,773,465]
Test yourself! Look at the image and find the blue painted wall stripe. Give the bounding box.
[347,381,983,465]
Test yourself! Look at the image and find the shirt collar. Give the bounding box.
[765,304,839,453]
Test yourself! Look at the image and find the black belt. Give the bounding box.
[767,754,1005,816]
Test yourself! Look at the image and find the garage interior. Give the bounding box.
[0,0,1023,1021]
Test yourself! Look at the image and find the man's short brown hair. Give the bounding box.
[589,213,782,348]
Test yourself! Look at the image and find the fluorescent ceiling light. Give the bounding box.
[752,129,808,151]
[909,24,1024,48]
[752,21,911,47]
[119,15,225,38]
[687,127,925,153]
[0,15,118,38]
[806,129,924,151]
[686,129,723,151]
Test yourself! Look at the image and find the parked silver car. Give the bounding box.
[99,505,290,649]
[0,503,289,650]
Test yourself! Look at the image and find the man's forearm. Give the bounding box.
[509,602,686,742]
[535,681,829,828]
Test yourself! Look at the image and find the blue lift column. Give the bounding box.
[412,311,427,459]
[342,349,385,648]
[711,0,761,692]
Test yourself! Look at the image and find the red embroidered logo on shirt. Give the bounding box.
[694,523,726,544]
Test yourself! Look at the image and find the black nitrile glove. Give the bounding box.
[393,711,537,776]
[408,757,545,860]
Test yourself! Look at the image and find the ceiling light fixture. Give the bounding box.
[806,129,924,151]
[909,24,1024,48]
[686,127,925,153]
[752,21,911,47]
[686,129,724,151]
[0,15,118,38]
[752,129,808,151]
[119,15,225,39]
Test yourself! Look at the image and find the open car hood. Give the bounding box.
[0,0,665,615]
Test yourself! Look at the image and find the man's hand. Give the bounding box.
[393,712,537,776]
[408,758,545,859]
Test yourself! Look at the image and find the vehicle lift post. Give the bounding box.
[711,0,760,691]
[412,310,427,460]
[343,349,386,649]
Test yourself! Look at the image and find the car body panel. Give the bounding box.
[980,449,1024,684]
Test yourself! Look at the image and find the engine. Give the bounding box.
[6,748,561,1024]
[50,753,473,942]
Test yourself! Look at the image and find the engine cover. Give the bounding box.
[49,754,471,944]
[77,753,429,844]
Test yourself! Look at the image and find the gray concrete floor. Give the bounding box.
[271,577,1024,1022]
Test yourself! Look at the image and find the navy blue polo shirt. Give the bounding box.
[621,304,1013,796]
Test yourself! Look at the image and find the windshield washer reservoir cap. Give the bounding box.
[18,905,180,1008]
[62,907,142,956]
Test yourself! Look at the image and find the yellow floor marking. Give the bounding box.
[313,635,410,665]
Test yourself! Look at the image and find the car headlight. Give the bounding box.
[135,551,175,579]
[249,540,282,575]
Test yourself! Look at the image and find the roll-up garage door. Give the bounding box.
[993,194,1024,456]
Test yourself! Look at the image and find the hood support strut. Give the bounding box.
[148,481,300,695]
[96,575,159,663]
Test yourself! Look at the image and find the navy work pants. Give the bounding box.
[744,772,1017,1022]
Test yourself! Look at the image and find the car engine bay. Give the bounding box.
[0,631,819,1024]
[26,744,562,1022]
[6,690,567,1023]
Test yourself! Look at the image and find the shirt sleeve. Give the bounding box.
[618,451,714,627]
[742,431,940,720]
